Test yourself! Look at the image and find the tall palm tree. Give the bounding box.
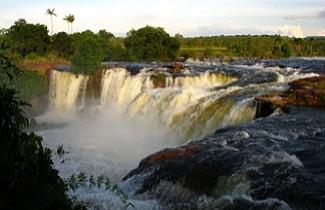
[63,14,75,34]
[46,8,57,35]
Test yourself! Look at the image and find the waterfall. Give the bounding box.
[48,68,257,140]
[165,71,236,88]
[49,70,88,112]
[100,68,153,110]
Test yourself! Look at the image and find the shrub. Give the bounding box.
[6,19,50,59]
[0,52,84,210]
[50,32,74,59]
[124,26,180,61]
[71,38,104,74]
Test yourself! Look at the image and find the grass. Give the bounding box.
[19,54,70,72]
[179,47,227,58]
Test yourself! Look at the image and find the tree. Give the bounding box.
[63,14,75,34]
[50,32,74,58]
[46,8,57,35]
[98,29,114,40]
[71,37,104,74]
[124,26,180,61]
[0,49,84,210]
[6,19,49,58]
[281,41,292,58]
[166,36,181,59]
[96,30,129,61]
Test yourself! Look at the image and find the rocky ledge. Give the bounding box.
[121,107,325,210]
[256,76,325,118]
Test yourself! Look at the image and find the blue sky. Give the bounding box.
[0,0,324,37]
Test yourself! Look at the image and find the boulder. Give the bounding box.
[256,76,325,118]
[163,63,184,74]
[121,107,325,210]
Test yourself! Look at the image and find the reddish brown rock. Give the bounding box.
[151,73,166,88]
[170,63,183,74]
[164,63,184,74]
[140,144,204,168]
[255,76,325,118]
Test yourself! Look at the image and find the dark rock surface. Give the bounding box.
[121,107,325,210]
[256,76,325,118]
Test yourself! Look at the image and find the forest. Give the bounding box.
[178,35,325,59]
[1,19,325,67]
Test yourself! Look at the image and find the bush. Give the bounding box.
[124,26,180,61]
[50,32,74,59]
[71,38,104,74]
[0,52,84,210]
[5,19,50,59]
[25,52,40,60]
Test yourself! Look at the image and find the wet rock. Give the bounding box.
[151,73,167,88]
[54,64,70,72]
[121,107,325,210]
[163,63,184,74]
[256,76,325,118]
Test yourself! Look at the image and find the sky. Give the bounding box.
[0,0,324,37]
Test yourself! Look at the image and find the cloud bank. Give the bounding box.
[277,25,304,38]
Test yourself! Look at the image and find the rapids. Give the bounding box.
[35,58,324,209]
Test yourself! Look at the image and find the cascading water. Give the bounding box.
[37,61,320,210]
[100,68,153,110]
[48,67,257,141]
[49,70,89,113]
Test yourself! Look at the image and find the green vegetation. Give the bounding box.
[179,47,226,58]
[0,70,48,101]
[71,37,104,74]
[0,43,47,101]
[1,18,325,69]
[4,19,49,60]
[50,32,74,59]
[124,26,180,61]
[178,35,325,59]
[0,52,84,210]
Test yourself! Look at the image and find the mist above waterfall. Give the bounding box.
[39,106,176,182]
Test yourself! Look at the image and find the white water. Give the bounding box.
[38,65,316,209]
[49,70,89,113]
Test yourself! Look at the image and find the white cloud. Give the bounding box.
[277,25,304,38]
[319,30,325,36]
[0,1,322,37]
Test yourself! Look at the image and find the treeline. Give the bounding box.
[178,35,325,59]
[0,19,128,62]
[0,20,180,71]
[1,19,325,73]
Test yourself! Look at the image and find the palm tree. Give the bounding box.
[46,8,57,35]
[63,14,75,34]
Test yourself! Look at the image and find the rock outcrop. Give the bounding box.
[256,76,325,118]
[121,107,325,210]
